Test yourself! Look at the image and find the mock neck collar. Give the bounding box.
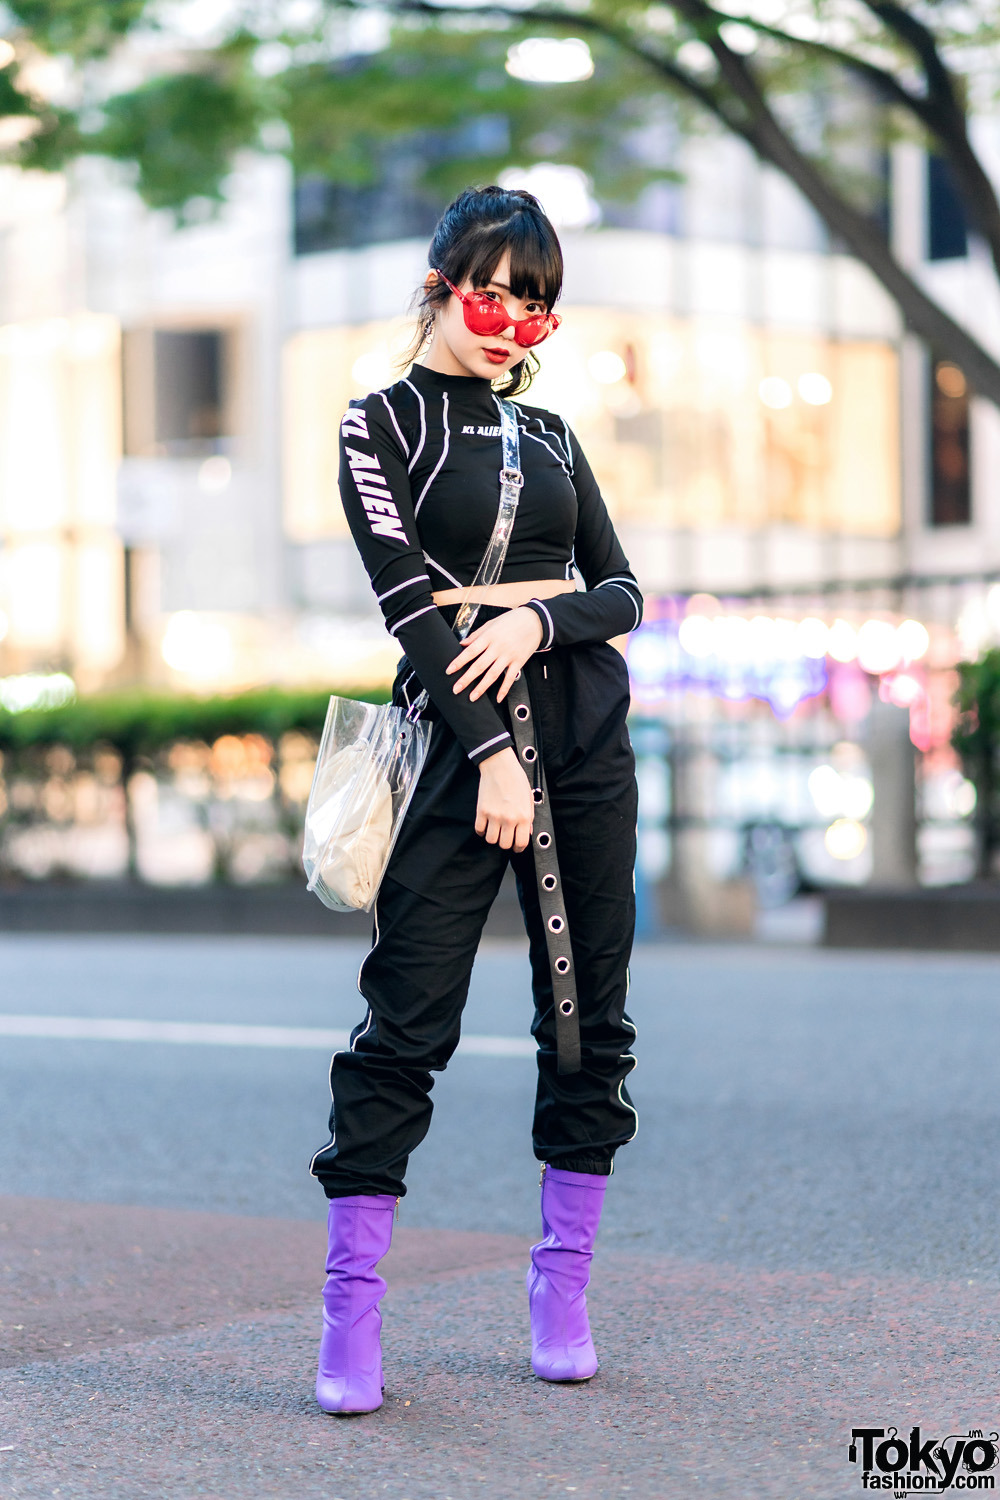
[406,361,501,394]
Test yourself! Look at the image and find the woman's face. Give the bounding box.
[422,249,550,381]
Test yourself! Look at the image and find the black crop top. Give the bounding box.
[338,360,643,765]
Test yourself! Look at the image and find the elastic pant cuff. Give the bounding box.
[543,1155,614,1177]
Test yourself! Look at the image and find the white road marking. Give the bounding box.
[0,1014,535,1057]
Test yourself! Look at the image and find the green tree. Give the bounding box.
[953,651,1000,880]
[3,1,1000,400]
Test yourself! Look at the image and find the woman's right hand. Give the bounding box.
[476,747,534,852]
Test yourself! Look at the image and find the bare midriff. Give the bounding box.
[431,578,577,608]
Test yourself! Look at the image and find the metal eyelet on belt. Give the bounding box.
[514,704,530,720]
[521,745,537,763]
[541,872,557,890]
[554,956,571,974]
[533,788,544,805]
[547,915,564,934]
[559,999,575,1017]
[536,831,551,849]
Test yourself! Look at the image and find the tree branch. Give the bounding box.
[671,0,1000,404]
[701,6,934,123]
[859,0,1000,281]
[863,2,964,123]
[332,0,1000,404]
[704,1,1000,280]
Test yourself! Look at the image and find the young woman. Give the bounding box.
[310,185,642,1413]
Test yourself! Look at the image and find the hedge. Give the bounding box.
[0,685,391,758]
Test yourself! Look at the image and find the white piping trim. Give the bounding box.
[402,378,427,472]
[391,603,438,633]
[619,1005,639,1145]
[378,391,410,458]
[617,963,639,1146]
[598,575,640,588]
[377,573,430,604]
[529,598,555,650]
[414,390,449,516]
[467,731,511,761]
[491,394,571,478]
[423,552,463,589]
[597,580,642,630]
[537,414,573,471]
[558,416,574,471]
[519,423,572,477]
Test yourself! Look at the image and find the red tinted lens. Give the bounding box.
[462,295,507,336]
[513,316,553,348]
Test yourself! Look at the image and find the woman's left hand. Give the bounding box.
[446,607,544,702]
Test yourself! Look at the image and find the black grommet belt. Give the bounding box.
[506,671,581,1075]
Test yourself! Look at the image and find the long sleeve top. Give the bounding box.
[338,360,643,765]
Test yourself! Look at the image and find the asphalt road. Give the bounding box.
[2,933,1000,1499]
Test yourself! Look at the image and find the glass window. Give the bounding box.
[927,155,968,262]
[122,327,232,457]
[929,359,970,526]
[282,313,901,543]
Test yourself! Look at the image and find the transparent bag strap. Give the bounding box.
[408,397,522,720]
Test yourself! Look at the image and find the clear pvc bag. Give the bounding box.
[302,696,432,912]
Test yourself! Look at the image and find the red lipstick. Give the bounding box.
[484,347,510,364]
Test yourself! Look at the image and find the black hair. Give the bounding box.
[402,184,563,397]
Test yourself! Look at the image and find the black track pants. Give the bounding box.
[310,620,639,1199]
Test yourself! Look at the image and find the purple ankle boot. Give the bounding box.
[316,1194,396,1414]
[527,1165,607,1382]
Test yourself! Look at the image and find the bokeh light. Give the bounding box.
[0,672,76,713]
[759,376,793,409]
[825,819,868,860]
[198,456,232,494]
[856,619,900,675]
[505,37,595,83]
[798,372,833,405]
[498,163,600,229]
[587,351,627,385]
[161,613,234,680]
[797,617,829,658]
[827,620,858,663]
[896,619,929,662]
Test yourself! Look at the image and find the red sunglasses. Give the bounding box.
[433,269,561,349]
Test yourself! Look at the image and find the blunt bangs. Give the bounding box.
[453,212,563,312]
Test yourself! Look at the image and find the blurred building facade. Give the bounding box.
[2,103,1000,894]
[3,122,999,694]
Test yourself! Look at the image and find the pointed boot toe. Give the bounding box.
[531,1347,598,1383]
[527,1264,599,1381]
[316,1306,385,1413]
[315,1375,384,1415]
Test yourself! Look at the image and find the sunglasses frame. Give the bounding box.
[432,268,561,349]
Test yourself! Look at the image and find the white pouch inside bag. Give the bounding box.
[302,696,432,912]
